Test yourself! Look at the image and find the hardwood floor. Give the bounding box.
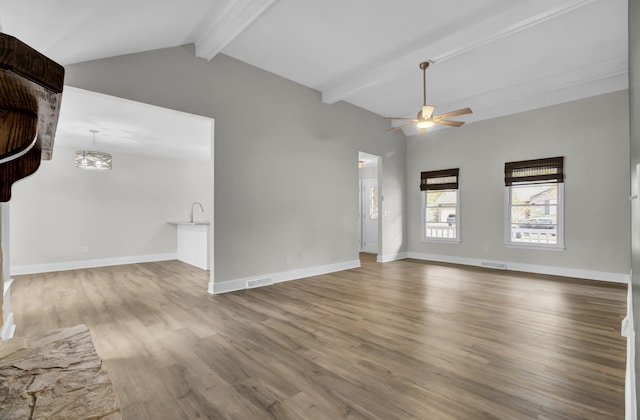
[10,256,626,419]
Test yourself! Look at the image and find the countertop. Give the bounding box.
[167,221,210,226]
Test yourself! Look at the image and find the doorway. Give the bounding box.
[361,178,378,253]
[9,86,214,293]
[358,152,381,260]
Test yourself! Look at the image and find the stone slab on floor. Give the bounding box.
[0,323,121,419]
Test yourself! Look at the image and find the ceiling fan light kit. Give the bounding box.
[385,61,472,132]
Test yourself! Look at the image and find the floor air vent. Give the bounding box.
[481,261,507,270]
[246,278,273,289]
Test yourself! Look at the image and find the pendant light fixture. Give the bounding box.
[74,129,112,170]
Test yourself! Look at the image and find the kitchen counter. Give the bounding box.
[167,221,210,270]
[167,221,210,226]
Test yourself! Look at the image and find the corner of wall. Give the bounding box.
[377,252,408,263]
[212,259,360,294]
[0,311,15,340]
[625,276,637,420]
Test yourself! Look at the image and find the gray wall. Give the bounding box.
[63,45,407,284]
[407,90,630,277]
[10,146,212,268]
[630,0,640,409]
[359,164,377,180]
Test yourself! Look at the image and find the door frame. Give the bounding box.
[358,151,382,260]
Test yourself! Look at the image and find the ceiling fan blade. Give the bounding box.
[433,119,465,127]
[385,117,418,121]
[422,105,435,119]
[387,121,417,132]
[433,107,472,120]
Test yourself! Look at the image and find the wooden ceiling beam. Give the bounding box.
[0,33,64,202]
[321,0,597,105]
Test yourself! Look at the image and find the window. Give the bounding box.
[505,157,564,248]
[421,168,459,242]
[369,185,378,219]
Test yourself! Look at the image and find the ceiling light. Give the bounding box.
[75,130,112,170]
[416,120,434,129]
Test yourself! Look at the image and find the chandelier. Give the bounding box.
[74,129,112,170]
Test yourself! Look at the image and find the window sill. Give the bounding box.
[505,243,565,251]
[422,238,461,244]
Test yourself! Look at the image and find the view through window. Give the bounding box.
[424,189,458,240]
[509,183,558,245]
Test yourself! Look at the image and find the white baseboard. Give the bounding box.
[624,278,637,420]
[211,259,361,294]
[377,252,408,263]
[1,312,15,340]
[2,278,15,340]
[3,277,13,297]
[10,253,177,276]
[405,252,630,284]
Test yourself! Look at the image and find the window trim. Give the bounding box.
[504,182,565,250]
[503,156,565,250]
[420,168,461,244]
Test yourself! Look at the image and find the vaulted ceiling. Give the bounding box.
[2,0,628,138]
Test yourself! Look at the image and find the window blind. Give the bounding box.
[504,156,564,186]
[420,168,459,191]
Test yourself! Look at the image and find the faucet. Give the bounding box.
[189,202,204,223]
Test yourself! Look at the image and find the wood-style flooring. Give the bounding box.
[10,254,627,419]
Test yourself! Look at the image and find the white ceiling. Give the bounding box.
[1,0,628,143]
[57,86,212,161]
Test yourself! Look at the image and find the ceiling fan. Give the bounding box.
[385,61,472,132]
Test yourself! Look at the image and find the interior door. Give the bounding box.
[362,179,379,253]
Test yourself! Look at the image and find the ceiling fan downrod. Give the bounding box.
[420,61,429,107]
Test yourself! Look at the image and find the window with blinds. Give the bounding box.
[504,157,564,248]
[421,168,460,242]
